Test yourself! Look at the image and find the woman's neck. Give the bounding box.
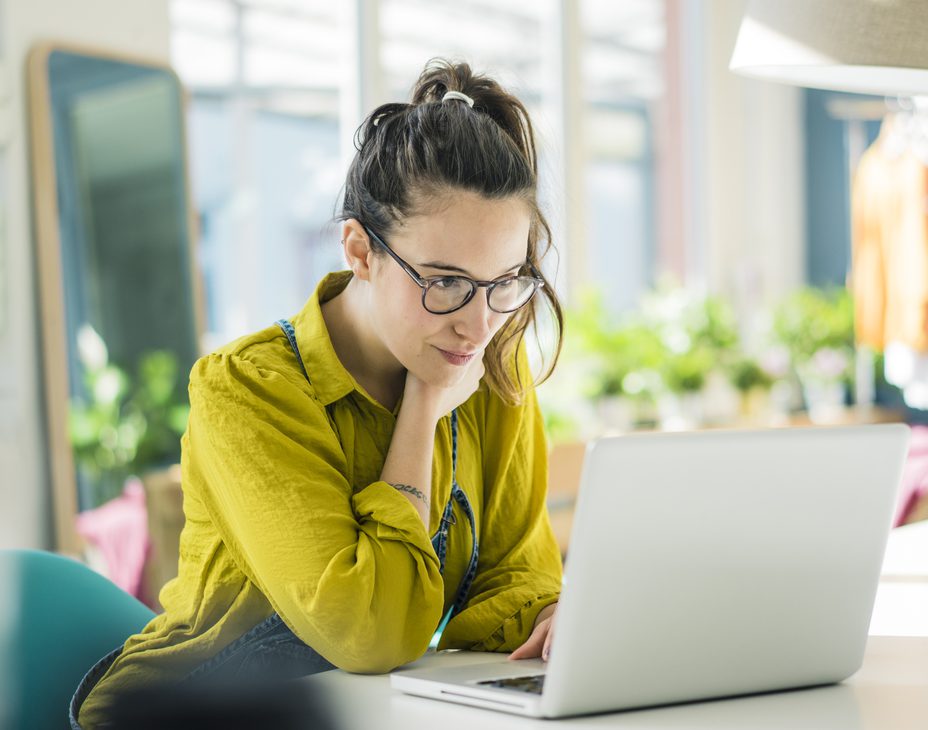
[321,276,406,411]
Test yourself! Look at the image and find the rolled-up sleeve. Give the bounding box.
[187,352,444,673]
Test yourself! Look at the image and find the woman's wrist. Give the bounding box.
[399,377,444,426]
[381,393,440,525]
[534,602,558,629]
[395,390,441,433]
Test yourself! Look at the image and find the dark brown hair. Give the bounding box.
[338,59,563,404]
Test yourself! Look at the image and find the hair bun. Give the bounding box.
[441,90,475,107]
[411,59,477,105]
[410,59,536,174]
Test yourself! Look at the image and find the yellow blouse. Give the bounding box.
[80,271,562,727]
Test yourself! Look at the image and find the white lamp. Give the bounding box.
[730,0,928,95]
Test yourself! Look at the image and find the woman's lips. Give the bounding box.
[436,347,477,366]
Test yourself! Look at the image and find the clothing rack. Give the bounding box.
[825,96,928,122]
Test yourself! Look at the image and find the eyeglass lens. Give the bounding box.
[424,276,538,313]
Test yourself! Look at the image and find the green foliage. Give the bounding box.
[642,284,740,395]
[729,357,775,393]
[566,290,665,399]
[69,325,190,505]
[542,408,580,444]
[773,287,854,384]
[773,287,854,363]
[661,346,715,393]
[678,295,740,352]
[538,283,858,440]
[561,285,746,399]
[596,324,665,398]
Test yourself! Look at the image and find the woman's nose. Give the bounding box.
[453,290,495,344]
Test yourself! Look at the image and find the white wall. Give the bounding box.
[685,0,806,312]
[0,0,170,549]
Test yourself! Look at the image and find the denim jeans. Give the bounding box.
[69,614,336,728]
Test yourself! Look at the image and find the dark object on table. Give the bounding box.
[101,677,340,730]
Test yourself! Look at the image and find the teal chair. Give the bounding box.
[0,549,156,730]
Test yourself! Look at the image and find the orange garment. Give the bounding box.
[851,114,928,352]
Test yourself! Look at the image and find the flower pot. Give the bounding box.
[658,391,704,431]
[801,380,847,424]
[738,386,773,425]
[597,396,635,433]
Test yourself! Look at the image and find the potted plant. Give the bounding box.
[773,287,854,423]
[563,291,665,432]
[69,324,190,507]
[641,284,740,430]
[728,355,776,423]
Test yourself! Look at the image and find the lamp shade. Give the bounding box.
[730,0,928,95]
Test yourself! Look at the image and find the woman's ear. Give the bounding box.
[342,220,374,281]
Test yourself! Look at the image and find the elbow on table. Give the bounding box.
[290,563,444,674]
[315,605,439,674]
[330,630,433,675]
[278,605,436,674]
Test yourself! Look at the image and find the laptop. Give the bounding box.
[390,424,910,718]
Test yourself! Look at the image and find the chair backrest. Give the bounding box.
[0,549,156,730]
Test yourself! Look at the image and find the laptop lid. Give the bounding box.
[540,424,909,717]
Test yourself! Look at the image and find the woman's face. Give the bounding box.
[366,192,532,389]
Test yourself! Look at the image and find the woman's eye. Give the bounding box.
[434,277,462,289]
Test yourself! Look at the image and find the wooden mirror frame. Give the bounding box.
[27,41,204,553]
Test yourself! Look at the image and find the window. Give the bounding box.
[171,0,670,346]
[171,0,343,349]
[581,0,664,314]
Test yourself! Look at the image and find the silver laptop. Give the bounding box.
[390,424,910,718]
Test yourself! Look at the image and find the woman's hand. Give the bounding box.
[402,352,486,424]
[509,603,557,662]
[382,353,485,526]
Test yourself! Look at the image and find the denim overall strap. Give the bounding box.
[430,474,457,574]
[275,319,309,381]
[448,486,479,618]
[431,409,480,642]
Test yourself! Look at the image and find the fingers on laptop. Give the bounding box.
[542,631,553,662]
[508,619,550,661]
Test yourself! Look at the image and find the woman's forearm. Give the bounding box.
[380,401,439,525]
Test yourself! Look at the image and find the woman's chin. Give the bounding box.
[425,370,464,390]
[406,361,466,390]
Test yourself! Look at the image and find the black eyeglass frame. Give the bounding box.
[363,226,545,315]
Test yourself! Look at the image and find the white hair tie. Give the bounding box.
[442,90,475,108]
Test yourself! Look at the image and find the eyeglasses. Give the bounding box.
[363,227,545,315]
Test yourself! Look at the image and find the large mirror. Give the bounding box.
[28,43,202,553]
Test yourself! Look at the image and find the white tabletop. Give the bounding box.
[305,523,928,728]
[870,520,928,638]
[306,635,928,729]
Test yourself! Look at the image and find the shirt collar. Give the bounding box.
[290,270,359,407]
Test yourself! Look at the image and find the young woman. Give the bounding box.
[73,59,564,729]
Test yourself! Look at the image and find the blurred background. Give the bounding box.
[0,0,925,610]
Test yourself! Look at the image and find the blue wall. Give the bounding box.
[803,89,881,286]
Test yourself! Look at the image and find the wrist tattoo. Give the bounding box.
[390,483,429,508]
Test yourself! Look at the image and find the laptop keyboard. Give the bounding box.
[477,674,545,694]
